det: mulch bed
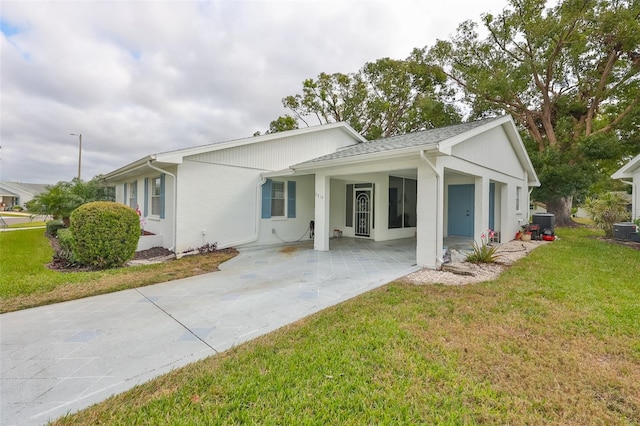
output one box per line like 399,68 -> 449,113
47,235 -> 175,271
133,246 -> 174,260
46,234 -> 236,271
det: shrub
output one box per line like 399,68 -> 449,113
70,201 -> 140,268
46,220 -> 66,237
584,193 -> 630,238
56,228 -> 77,263
466,242 -> 500,264
466,229 -> 500,264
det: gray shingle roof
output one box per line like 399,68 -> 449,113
0,182 -> 49,196
295,117 -> 502,166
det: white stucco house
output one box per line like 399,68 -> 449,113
0,181 -> 49,210
102,115 -> 539,269
612,153 -> 640,220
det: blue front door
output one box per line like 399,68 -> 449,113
448,184 -> 474,237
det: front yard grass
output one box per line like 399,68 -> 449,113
51,227 -> 640,424
0,228 -> 236,313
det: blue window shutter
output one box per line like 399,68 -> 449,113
143,178 -> 149,216
261,179 -> 272,219
123,184 -> 127,205
159,173 -> 166,219
287,181 -> 296,218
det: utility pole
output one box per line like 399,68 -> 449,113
70,133 -> 82,179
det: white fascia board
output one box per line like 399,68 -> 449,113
262,168 -> 295,178
501,117 -> 540,187
612,153 -> 640,179
101,156 -> 155,181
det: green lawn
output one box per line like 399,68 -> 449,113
5,221 -> 46,228
51,227 -> 640,425
0,229 -> 236,312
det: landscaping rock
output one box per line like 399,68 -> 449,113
442,263 -> 475,276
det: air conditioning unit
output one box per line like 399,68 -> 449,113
613,222 -> 638,241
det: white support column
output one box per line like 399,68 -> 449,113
314,173 -> 330,251
416,160 -> 441,269
474,176 -> 490,243
499,183 -> 513,241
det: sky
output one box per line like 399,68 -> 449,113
0,0 -> 509,184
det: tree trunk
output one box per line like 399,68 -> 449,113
545,196 -> 576,227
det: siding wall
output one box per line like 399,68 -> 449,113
452,125 -> 524,179
186,128 -> 358,171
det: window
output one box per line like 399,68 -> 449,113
271,181 -> 285,217
516,186 -> 522,211
388,176 -> 417,228
128,181 -> 137,209
346,184 -> 353,227
151,176 -> 162,216
261,179 -> 296,219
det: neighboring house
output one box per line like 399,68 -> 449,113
612,154 -> 640,220
102,116 -> 539,269
0,181 -> 49,210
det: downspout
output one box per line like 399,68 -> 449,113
146,161 -> 177,253
420,150 -> 444,266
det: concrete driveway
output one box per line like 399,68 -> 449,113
0,237 -> 419,425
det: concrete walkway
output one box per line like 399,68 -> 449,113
1,237 -> 419,425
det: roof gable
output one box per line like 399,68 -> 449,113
154,122 -> 365,164
612,153 -> 640,179
102,122 -> 365,181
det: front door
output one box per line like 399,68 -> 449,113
448,184 -> 474,237
355,189 -> 372,237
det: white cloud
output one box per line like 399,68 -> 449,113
0,0 -> 508,184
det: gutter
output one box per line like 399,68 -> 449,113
420,150 -> 444,267
101,156 -> 154,181
146,161 -> 177,253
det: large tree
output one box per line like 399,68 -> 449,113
274,57 -> 461,140
426,0 -> 640,225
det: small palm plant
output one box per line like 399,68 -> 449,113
466,229 -> 500,263
584,193 -> 630,238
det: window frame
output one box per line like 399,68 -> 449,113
128,181 -> 137,210
151,176 -> 162,217
388,176 -> 417,229
271,180 -> 286,218
262,179 -> 296,219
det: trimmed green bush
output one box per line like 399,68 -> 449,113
46,220 -> 66,237
70,201 -> 140,268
